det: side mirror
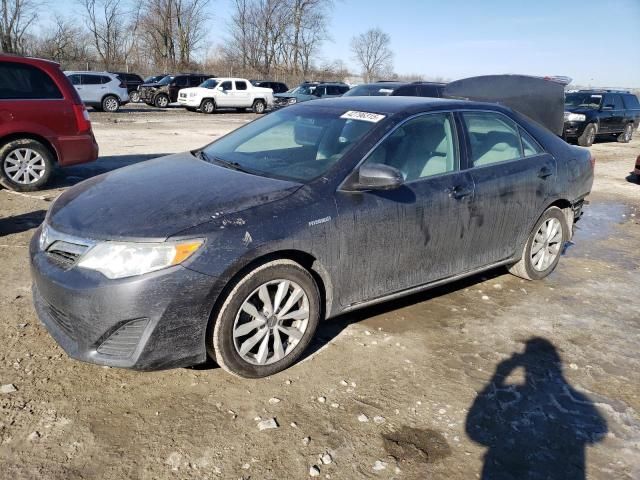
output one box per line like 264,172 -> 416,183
355,163 -> 403,190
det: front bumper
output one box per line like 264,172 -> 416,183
178,96 -> 200,107
29,230 -> 218,370
563,121 -> 587,138
139,87 -> 157,102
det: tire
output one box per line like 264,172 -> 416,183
617,123 -> 633,143
201,99 -> 215,114
209,259 -> 321,378
130,91 -> 140,103
0,139 -> 54,192
577,123 -> 597,147
508,206 -> 568,281
154,94 -> 169,108
102,95 -> 120,113
252,99 -> 266,114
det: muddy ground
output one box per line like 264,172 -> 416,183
0,104 -> 639,480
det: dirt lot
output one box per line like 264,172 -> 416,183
1,105 -> 639,480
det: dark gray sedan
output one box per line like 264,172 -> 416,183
30,96 -> 594,378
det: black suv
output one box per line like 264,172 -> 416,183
110,72 -> 144,102
139,74 -> 213,108
251,80 -> 288,94
344,81 -> 446,98
564,90 -> 640,146
273,81 -> 350,109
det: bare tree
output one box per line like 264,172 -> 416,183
79,0 -> 134,69
33,18 -> 90,62
1,0 -> 40,53
174,0 -> 210,67
350,28 -> 393,82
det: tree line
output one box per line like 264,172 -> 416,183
1,0 -> 402,83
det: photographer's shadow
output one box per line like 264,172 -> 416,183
466,338 -> 607,480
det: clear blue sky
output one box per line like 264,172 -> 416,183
49,0 -> 640,87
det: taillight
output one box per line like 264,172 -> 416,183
72,104 -> 92,132
590,153 -> 596,169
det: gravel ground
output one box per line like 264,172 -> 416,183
0,104 -> 639,480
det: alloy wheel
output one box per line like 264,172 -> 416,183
587,127 -> 596,145
624,125 -> 632,142
531,217 -> 562,271
232,279 -> 309,365
104,97 -> 119,112
3,148 -> 47,185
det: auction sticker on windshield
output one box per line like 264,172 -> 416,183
340,111 -> 386,123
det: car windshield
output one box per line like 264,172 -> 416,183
200,107 -> 379,182
291,84 -> 317,96
343,84 -> 398,97
157,75 -> 174,85
565,93 -> 603,109
200,79 -> 219,89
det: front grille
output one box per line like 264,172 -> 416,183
97,319 -> 149,358
47,302 -> 76,340
179,92 -> 187,98
46,240 -> 90,269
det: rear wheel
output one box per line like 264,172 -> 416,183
577,123 -> 596,147
209,260 -> 321,378
252,99 -> 266,114
0,139 -> 54,192
154,94 -> 169,108
102,95 -> 120,112
201,99 -> 215,114
617,123 -> 633,143
509,207 -> 567,280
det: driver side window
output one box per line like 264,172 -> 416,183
364,113 -> 458,182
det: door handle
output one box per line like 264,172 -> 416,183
447,185 -> 473,199
537,166 -> 553,179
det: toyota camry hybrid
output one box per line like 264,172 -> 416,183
30,78 -> 594,378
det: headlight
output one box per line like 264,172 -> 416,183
564,112 -> 586,122
77,239 -> 204,279
39,224 -> 49,250
287,98 -> 297,105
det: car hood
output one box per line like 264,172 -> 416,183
140,82 -> 162,88
564,106 -> 595,114
47,153 -> 302,241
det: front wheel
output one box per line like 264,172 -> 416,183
577,123 -> 596,147
209,260 -> 321,378
130,91 -> 140,103
509,206 -> 567,280
154,94 -> 169,108
252,99 -> 266,114
0,139 -> 54,192
201,99 -> 215,114
617,123 -> 633,143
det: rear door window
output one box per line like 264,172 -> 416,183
622,94 -> 640,109
0,62 -> 63,100
463,112 -> 523,167
100,76 -> 112,84
393,85 -> 418,96
235,81 -> 248,90
68,74 -> 82,86
81,74 -> 102,85
520,128 -> 544,156
612,94 -> 624,110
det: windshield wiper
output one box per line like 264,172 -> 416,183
196,150 -> 252,174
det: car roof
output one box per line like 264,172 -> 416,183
0,54 -> 60,67
300,96 -> 497,115
64,71 -> 114,76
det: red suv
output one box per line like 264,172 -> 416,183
0,55 -> 98,191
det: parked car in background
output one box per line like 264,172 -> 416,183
30,81 -> 594,377
139,73 -> 213,108
344,81 -> 446,98
65,71 -> 129,112
273,81 -> 349,109
0,55 -> 98,191
563,89 -> 640,146
143,74 -> 168,84
109,72 -> 144,102
178,77 -> 273,114
251,80 -> 288,94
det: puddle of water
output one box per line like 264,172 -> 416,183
570,202 -> 631,244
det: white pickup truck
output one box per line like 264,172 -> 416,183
177,77 -> 274,114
